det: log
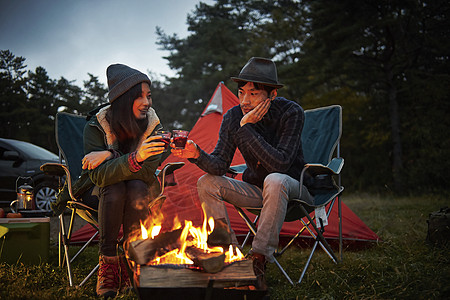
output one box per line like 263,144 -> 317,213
128,228 -> 183,265
138,259 -> 256,288
185,247 -> 225,273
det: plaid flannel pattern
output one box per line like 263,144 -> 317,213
194,97 -> 306,188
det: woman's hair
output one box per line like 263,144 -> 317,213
237,81 -> 276,96
107,82 -> 148,153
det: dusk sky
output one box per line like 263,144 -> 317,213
0,0 -> 213,85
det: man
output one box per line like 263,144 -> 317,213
171,57 -> 313,289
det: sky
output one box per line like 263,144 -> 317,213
0,0 -> 213,85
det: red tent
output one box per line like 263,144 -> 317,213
71,82 -> 379,245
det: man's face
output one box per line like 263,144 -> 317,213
238,82 -> 270,115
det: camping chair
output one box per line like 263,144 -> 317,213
230,105 -> 344,286
40,112 -> 184,287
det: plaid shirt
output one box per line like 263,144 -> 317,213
194,97 -> 306,188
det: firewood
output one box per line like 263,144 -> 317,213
138,259 -> 256,288
128,228 -> 183,265
185,246 -> 225,273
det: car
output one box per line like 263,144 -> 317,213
0,138 -> 62,211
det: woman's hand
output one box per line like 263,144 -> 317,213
240,98 -> 271,127
170,140 -> 200,159
136,135 -> 166,162
82,150 -> 112,170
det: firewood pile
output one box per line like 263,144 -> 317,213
127,225 -> 238,274
125,218 -> 259,291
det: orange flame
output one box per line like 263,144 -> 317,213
128,205 -> 244,266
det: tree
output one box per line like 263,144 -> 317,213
155,0 -> 281,129
295,0 -> 450,192
81,73 -> 108,113
26,67 -> 61,151
0,50 -> 28,138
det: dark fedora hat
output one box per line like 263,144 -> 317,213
231,57 -> 284,88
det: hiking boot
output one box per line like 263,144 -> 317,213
96,255 -> 120,298
207,218 -> 232,248
247,252 -> 268,290
119,255 -> 132,292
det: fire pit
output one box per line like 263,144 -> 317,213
125,209 -> 267,299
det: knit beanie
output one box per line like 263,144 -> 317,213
106,64 -> 152,103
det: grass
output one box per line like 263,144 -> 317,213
1,193 -> 449,299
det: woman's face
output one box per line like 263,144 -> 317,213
133,83 -> 152,119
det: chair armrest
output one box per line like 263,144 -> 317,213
228,164 -> 247,174
158,162 -> 185,178
41,162 -> 77,202
67,200 -> 98,213
40,162 -> 68,177
226,164 -> 247,178
327,157 -> 344,174
306,157 -> 344,176
157,162 -> 185,195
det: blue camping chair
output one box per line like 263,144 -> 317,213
41,112 -> 184,287
230,105 -> 344,286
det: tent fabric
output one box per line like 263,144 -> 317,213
202,83 -> 224,116
71,82 -> 379,245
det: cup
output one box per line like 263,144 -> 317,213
172,130 -> 189,149
154,130 -> 171,151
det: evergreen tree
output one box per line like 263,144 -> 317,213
0,50 -> 28,138
26,67 -> 60,150
81,73 -> 108,113
155,0 -> 277,129
296,0 -> 450,192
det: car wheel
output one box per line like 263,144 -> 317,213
34,181 -> 58,211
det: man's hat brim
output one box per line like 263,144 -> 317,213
231,76 -> 284,89
231,57 -> 284,89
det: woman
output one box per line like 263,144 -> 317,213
78,63 -> 165,297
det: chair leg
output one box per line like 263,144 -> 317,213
298,240 -> 319,284
58,226 -> 62,267
77,229 -> 117,287
299,205 -> 338,263
240,215 -> 259,248
300,219 -> 337,263
338,196 -> 343,261
276,219 -> 311,256
236,207 -> 295,285
70,230 -> 99,263
272,255 -> 295,286
59,214 -> 74,286
79,264 -> 99,287
321,196 -> 343,263
236,207 -> 258,236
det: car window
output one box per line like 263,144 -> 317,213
7,140 -> 58,160
0,146 -> 10,159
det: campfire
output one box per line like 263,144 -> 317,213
125,205 -> 245,274
124,205 -> 260,293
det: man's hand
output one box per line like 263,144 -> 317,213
240,98 -> 271,127
170,140 -> 200,159
136,135 -> 165,162
82,150 -> 112,170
